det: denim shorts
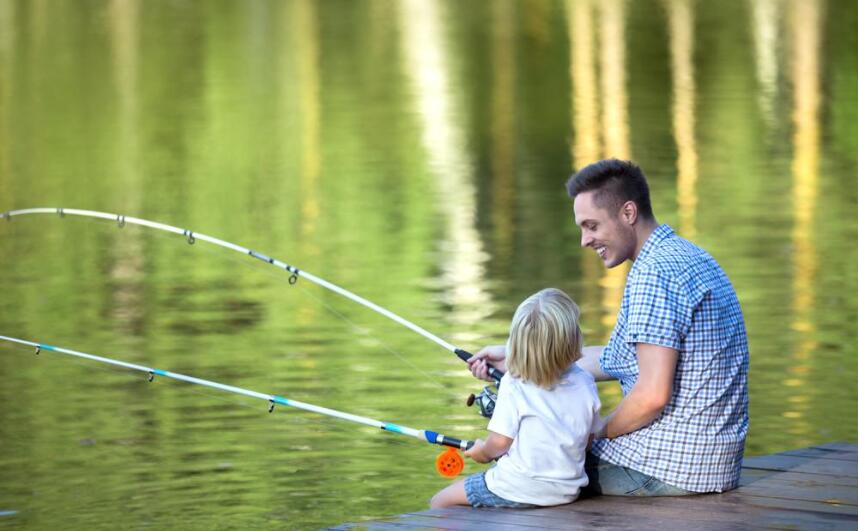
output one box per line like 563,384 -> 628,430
584,452 -> 695,497
464,471 -> 538,508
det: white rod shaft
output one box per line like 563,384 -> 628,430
0,334 -> 440,444
1,208 -> 458,352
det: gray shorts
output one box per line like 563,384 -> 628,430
584,452 -> 696,497
464,471 -> 538,508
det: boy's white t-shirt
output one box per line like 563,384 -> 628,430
485,364 -> 601,506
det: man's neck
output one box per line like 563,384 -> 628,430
631,218 -> 659,261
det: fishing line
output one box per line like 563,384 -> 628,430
1,335 -> 468,477
0,334 -> 475,478
2,209 -> 499,386
30,343 -> 365,435
90,216 -> 464,400
1,208 -> 502,421
149,223 -> 459,396
0,208 -> 502,379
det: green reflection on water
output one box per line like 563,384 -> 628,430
1,0 -> 858,528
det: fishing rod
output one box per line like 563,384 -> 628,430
0,208 -> 504,392
0,334 -> 473,477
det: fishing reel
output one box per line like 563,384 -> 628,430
436,448 -> 465,477
466,385 -> 498,418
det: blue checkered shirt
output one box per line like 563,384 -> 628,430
591,224 -> 749,493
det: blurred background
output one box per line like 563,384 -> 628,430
1,0 -> 856,528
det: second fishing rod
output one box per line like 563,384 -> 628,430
1,208 -> 504,414
0,334 -> 474,477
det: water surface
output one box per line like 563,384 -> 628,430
1,0 -> 857,528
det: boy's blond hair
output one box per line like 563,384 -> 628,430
506,288 -> 583,389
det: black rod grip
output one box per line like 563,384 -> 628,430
441,436 -> 475,450
455,349 -> 504,383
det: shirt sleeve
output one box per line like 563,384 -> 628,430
486,374 -> 519,439
624,266 -> 693,350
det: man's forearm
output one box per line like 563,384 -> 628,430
599,388 -> 665,439
577,345 -> 614,381
596,343 -> 678,439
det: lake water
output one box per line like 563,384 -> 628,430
1,0 -> 857,528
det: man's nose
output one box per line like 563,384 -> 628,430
581,232 -> 592,248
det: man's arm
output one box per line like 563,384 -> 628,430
472,344 -> 615,382
597,343 -> 678,439
576,345 -> 614,381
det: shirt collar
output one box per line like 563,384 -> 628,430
632,224 -> 674,268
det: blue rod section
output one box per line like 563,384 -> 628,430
0,334 -> 474,450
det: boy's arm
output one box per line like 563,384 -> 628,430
464,431 -> 513,463
577,345 -> 614,381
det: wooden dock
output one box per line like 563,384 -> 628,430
334,442 -> 858,530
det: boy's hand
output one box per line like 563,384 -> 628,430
467,345 -> 508,382
464,439 -> 492,463
465,432 -> 513,464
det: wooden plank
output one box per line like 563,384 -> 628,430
777,454 -> 858,478
567,492 -> 858,526
333,515 -> 529,530
413,506 -> 755,531
341,493 -> 856,531
735,446 -> 858,506
814,442 -> 857,452
780,447 -> 858,462
571,495 -> 858,530
736,466 -> 858,489
739,480 -> 858,506
336,495 -> 763,530
332,521 -> 441,530
742,454 -> 858,477
731,494 -> 858,521
421,507 -> 596,528
335,445 -> 858,530
335,493 -> 856,530
542,496 -> 761,524
738,467 -> 779,486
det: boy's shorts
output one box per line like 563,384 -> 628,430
464,471 -> 538,508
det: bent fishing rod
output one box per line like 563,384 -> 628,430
0,334 -> 473,477
1,208 -> 504,387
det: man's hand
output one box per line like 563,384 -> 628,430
467,345 -> 507,382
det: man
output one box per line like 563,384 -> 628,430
470,159 -> 749,496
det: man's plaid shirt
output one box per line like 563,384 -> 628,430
591,224 -> 749,493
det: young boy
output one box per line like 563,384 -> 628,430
430,288 -> 601,508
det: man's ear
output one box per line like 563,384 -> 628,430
621,201 -> 638,225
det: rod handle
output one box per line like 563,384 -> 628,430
455,349 -> 503,383
439,436 -> 475,451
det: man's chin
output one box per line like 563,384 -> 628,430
603,257 -> 625,269
594,249 -> 624,268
